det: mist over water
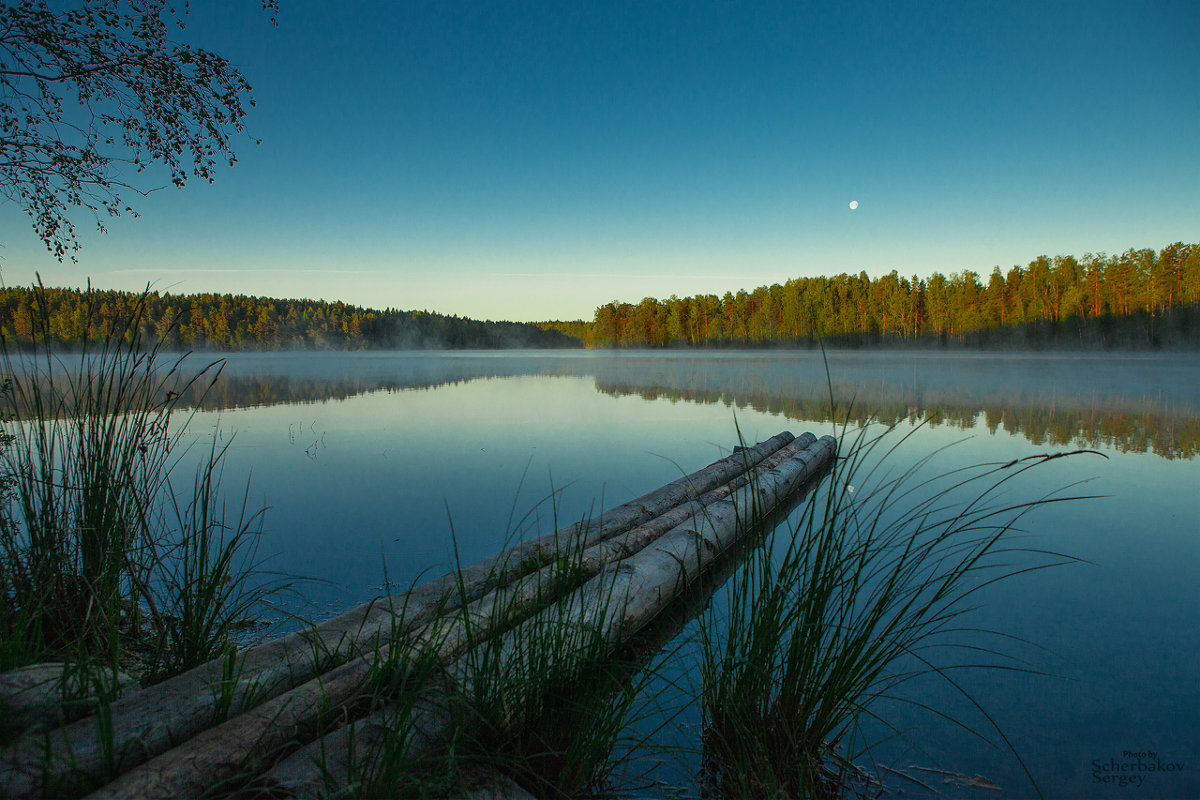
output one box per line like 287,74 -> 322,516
176,350 -> 1200,458
159,349 -> 1199,798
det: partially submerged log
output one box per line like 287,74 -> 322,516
0,431 -> 834,800
254,433 -> 837,799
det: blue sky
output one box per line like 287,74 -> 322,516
1,0 -> 1197,321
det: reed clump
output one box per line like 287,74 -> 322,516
0,284 -> 290,726
448,569 -> 652,797
329,515 -> 665,799
697,422 -> 1094,799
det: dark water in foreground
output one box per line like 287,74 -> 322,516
173,350 -> 1199,798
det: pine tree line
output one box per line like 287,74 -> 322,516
580,242 -> 1200,348
0,287 -> 578,350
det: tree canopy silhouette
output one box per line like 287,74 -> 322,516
0,0 -> 276,259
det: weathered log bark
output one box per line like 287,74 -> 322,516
254,686 -> 456,799
1,433 -> 794,800
83,654 -> 380,800
0,663 -> 137,738
254,434 -> 836,799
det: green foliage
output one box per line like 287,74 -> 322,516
697,423 -> 1095,798
0,286 -> 582,351
536,319 -> 593,344
0,0 -> 277,261
338,509 -> 667,798
445,563 -> 658,798
587,241 -> 1200,348
137,439 -> 289,684
302,585 -> 456,800
0,283 -> 289,686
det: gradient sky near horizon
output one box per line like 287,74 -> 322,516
1,0 -> 1197,322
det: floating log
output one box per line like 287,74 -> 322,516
0,431 -> 833,800
84,435 -> 829,800
254,433 -> 836,799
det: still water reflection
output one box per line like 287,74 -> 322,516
176,350 -> 1197,798
182,350 -> 1200,459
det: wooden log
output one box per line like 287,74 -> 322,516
254,434 -> 836,798
406,432 -> 823,662
1,433 -> 794,800
255,474 -> 797,800
252,686 -> 456,799
80,435 -> 824,800
423,431 -> 800,599
448,433 -> 839,713
0,663 -> 137,738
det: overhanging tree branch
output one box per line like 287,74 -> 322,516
0,0 -> 277,261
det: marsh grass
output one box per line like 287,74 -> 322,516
696,420 -> 1097,799
137,435 -> 286,684
0,283 -> 291,710
290,584 -> 454,800
315,492 -> 677,799
450,575 -> 644,797
404,505 -> 653,798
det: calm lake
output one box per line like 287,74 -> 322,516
174,349 -> 1198,798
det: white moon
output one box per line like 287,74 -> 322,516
849,200 -> 859,210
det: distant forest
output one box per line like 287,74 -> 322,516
1,241 -> 1196,351
0,288 -> 578,350
547,242 -> 1200,349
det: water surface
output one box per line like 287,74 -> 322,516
174,350 -> 1200,798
